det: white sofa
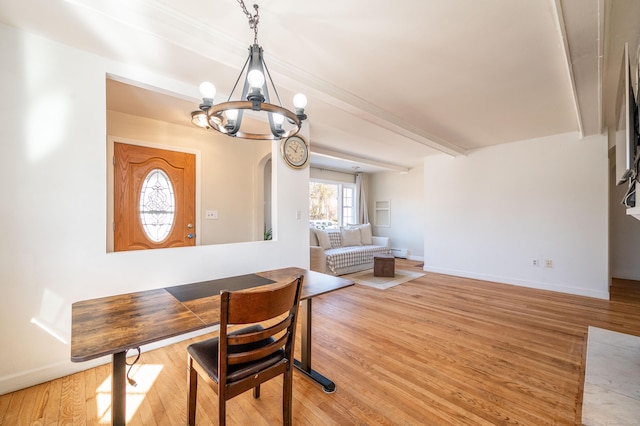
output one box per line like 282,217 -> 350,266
309,224 -> 391,276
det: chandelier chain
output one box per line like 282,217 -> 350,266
237,0 -> 260,45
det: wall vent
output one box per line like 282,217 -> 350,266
390,248 -> 408,258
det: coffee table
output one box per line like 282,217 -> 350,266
373,253 -> 395,277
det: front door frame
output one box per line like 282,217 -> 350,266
106,136 -> 201,252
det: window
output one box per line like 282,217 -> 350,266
139,168 -> 176,242
342,186 -> 356,226
309,180 -> 357,228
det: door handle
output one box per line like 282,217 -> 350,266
187,233 -> 194,239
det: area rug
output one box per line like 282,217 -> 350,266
344,269 -> 425,290
582,326 -> 640,425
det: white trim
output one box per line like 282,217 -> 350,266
423,266 -> 610,300
0,326 -> 217,396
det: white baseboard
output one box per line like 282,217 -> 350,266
0,357 -> 109,396
0,326 -> 217,395
423,266 -> 609,300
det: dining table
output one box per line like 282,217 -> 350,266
71,267 -> 354,425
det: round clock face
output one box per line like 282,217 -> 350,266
281,136 -> 309,169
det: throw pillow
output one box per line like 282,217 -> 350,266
359,223 -> 373,245
345,223 -> 373,245
341,227 -> 362,247
316,229 -> 331,249
309,227 -> 319,246
328,231 -> 342,248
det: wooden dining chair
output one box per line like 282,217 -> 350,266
186,275 -> 304,425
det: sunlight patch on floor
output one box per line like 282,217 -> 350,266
96,364 -> 163,424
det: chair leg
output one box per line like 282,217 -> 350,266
187,358 -> 198,426
283,370 -> 293,426
218,393 -> 226,426
253,384 -> 261,398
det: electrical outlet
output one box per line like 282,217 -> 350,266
532,259 -> 538,266
545,259 -> 552,268
205,210 -> 218,220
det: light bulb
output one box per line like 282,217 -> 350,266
247,70 -> 265,89
191,111 -> 209,128
225,109 -> 238,121
273,113 -> 285,125
199,81 -> 216,99
293,93 -> 307,109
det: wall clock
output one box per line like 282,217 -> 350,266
281,135 -> 310,169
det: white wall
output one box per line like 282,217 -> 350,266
423,132 -> 609,299
368,167 -> 425,260
0,24 -> 310,394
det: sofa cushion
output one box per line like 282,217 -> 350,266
358,223 -> 373,245
327,231 -> 342,248
346,223 -> 373,245
341,227 -> 362,247
316,229 -> 331,249
325,245 -> 390,274
309,227 -> 319,246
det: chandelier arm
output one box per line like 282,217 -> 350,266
227,54 -> 251,102
261,58 -> 283,108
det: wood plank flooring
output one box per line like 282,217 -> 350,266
2,259 -> 640,425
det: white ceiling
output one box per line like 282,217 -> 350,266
2,0 -> 640,173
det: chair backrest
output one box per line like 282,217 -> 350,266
218,275 -> 303,383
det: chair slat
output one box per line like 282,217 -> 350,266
228,333 -> 289,365
227,280 -> 300,324
228,315 -> 292,345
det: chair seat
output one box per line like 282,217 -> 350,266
187,324 -> 286,383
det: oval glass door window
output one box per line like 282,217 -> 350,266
139,168 -> 176,242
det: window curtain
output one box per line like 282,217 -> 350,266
356,172 -> 369,224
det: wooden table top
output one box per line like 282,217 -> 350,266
71,267 -> 352,362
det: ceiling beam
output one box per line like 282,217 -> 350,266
553,0 -> 605,138
553,0 -> 585,138
311,145 -> 410,173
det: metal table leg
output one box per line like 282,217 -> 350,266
112,351 -> 126,425
293,298 -> 336,393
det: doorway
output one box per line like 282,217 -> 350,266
113,142 -> 196,251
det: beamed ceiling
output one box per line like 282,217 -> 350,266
2,0 -> 640,172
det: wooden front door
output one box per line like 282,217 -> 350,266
114,142 -> 196,251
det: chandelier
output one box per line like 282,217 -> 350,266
191,1 -> 308,140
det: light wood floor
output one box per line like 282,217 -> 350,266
2,259 -> 640,425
